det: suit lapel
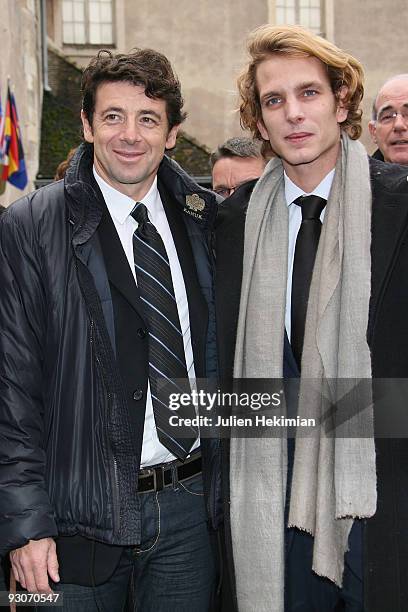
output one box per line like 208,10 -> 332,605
158,181 -> 208,378
98,205 -> 147,324
96,179 -> 208,376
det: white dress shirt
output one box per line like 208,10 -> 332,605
284,169 -> 335,339
93,169 -> 198,466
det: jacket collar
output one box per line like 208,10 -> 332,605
64,142 -> 103,247
157,155 -> 219,231
371,148 -> 385,162
64,143 -> 218,247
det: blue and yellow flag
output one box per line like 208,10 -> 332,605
0,86 -> 28,190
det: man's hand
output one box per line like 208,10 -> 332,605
9,538 -> 60,593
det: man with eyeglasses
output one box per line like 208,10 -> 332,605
211,137 -> 266,198
369,74 -> 408,165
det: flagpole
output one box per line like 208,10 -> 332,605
0,83 -> 5,194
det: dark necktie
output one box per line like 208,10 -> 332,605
131,202 -> 197,460
291,195 -> 326,369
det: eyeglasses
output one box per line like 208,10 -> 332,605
213,186 -> 236,198
377,108 -> 408,125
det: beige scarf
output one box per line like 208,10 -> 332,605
230,136 -> 376,612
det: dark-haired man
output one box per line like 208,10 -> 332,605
0,49 -> 221,611
217,24 -> 408,612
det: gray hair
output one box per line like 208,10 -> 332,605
210,137 -> 263,168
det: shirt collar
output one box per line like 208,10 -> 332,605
284,168 -> 336,207
93,167 -> 159,224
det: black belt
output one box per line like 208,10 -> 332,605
138,452 -> 202,493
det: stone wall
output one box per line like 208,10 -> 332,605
121,0 -> 268,151
333,0 -> 408,151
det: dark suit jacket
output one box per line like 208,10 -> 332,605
216,158 -> 408,612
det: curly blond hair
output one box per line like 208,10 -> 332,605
238,25 -> 364,155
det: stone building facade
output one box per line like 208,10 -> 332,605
46,0 -> 408,153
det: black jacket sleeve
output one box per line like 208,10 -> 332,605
0,202 -> 57,557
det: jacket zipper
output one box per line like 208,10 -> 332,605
111,454 -> 120,535
90,317 -> 121,536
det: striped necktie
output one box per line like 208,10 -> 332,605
131,202 -> 198,460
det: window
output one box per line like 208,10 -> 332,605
62,0 -> 114,45
275,0 -> 323,35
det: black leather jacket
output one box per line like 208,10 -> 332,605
0,144 -> 222,557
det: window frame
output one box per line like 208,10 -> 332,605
61,0 -> 116,48
275,0 -> 325,37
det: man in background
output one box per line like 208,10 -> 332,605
369,74 -> 408,164
211,136 -> 266,198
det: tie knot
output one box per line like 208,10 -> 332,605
131,202 -> 149,225
294,195 -> 326,221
